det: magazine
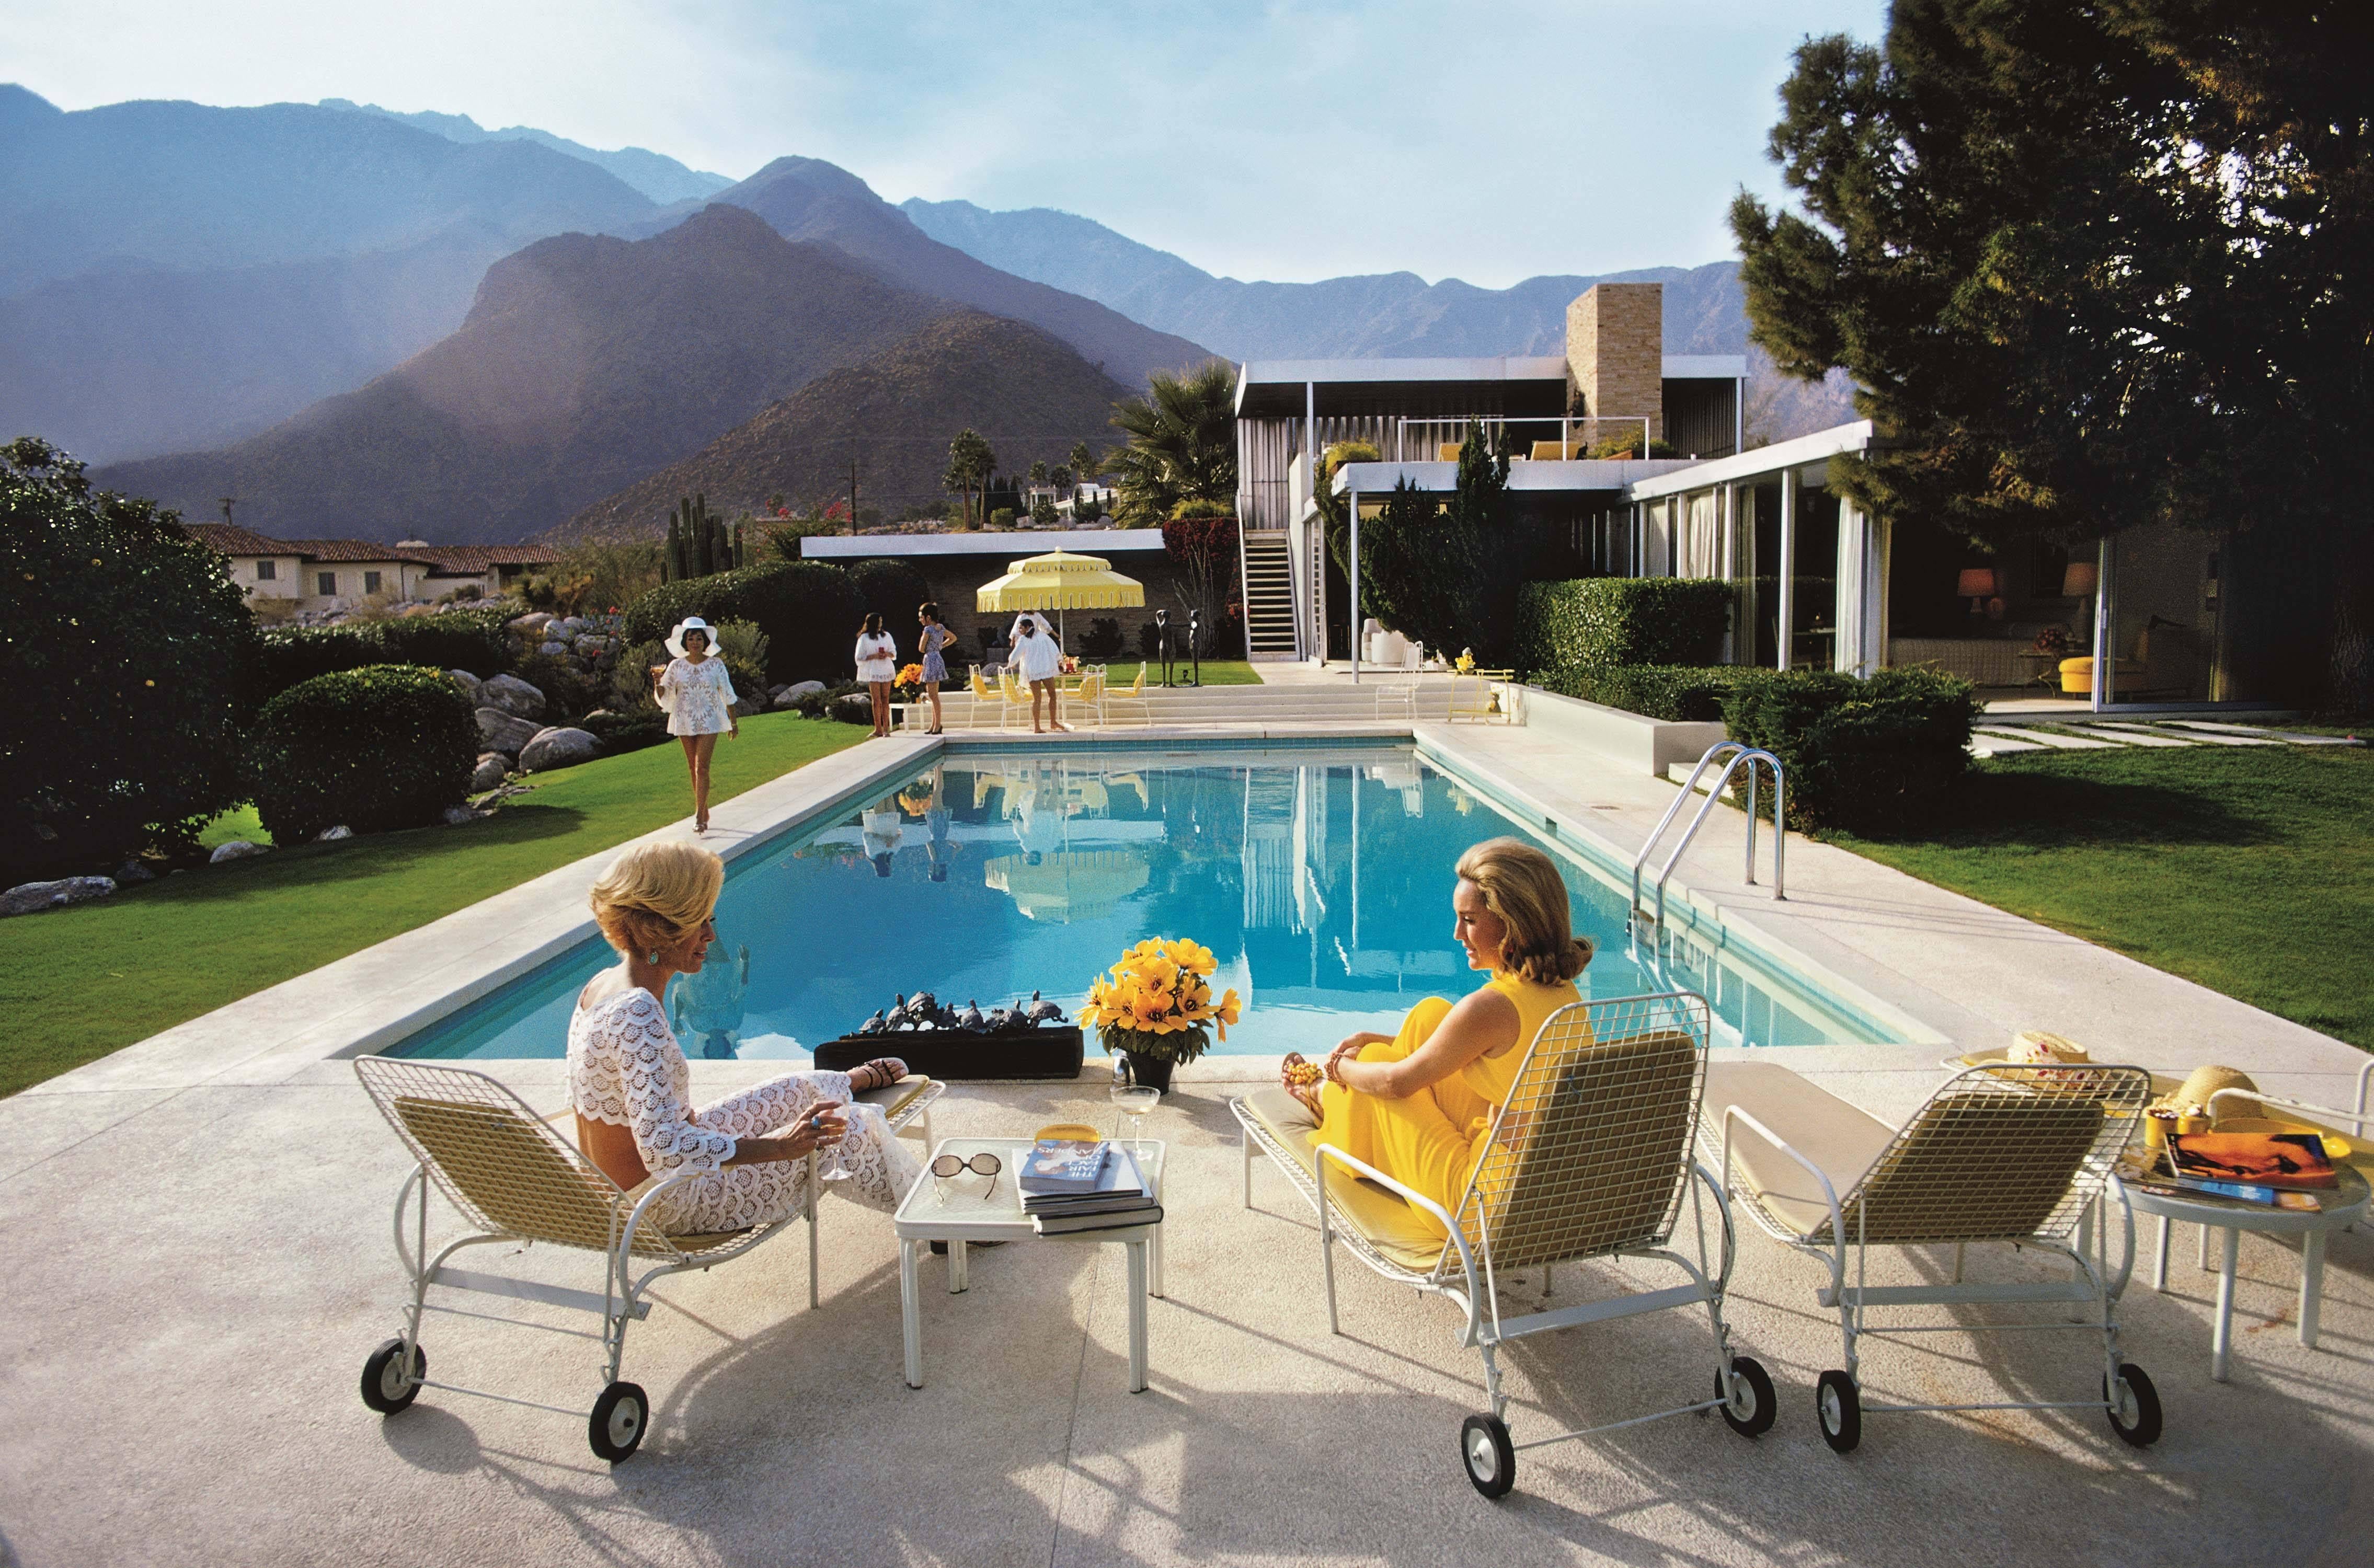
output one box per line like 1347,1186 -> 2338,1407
1023,1146 -> 1149,1215
2167,1130 -> 2338,1191
2128,1177 -> 2324,1213
1018,1138 -> 1111,1195
1034,1203 -> 1165,1236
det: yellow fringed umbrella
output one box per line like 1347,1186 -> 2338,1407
974,550 -> 1145,644
982,849 -> 1150,924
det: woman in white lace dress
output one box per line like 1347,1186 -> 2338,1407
568,841 -> 921,1234
649,617 -> 740,835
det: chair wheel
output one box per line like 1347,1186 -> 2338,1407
1460,1413 -> 1516,1498
360,1338 -> 426,1414
589,1380 -> 650,1463
2106,1363 -> 2162,1447
1718,1355 -> 1777,1438
1816,1369 -> 1861,1454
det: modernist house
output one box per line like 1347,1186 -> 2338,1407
1233,282 -> 2277,711
189,525 -> 556,614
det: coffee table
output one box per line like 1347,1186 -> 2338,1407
2112,1163 -> 2370,1381
892,1136 -> 1165,1392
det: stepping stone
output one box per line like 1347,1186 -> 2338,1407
1970,736 -> 2048,756
2071,724 -> 2194,747
2162,721 -> 2361,746
2120,725 -> 2277,746
1973,726 -> 2122,750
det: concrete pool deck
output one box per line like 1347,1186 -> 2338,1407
4,721 -> 2370,1565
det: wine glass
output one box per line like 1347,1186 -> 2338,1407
810,1101 -> 852,1183
1108,1055 -> 1162,1140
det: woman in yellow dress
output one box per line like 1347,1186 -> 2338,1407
1280,838 -> 1591,1238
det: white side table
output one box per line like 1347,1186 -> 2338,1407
891,1136 -> 1165,1392
2113,1165 -> 2370,1381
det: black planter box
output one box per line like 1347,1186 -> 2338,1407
813,1025 -> 1084,1081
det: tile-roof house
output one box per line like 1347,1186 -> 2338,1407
393,541 -> 561,601
187,526 -> 442,611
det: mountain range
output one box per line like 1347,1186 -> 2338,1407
316,99 -> 733,204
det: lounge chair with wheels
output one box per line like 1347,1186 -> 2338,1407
1698,1059 -> 2159,1454
350,1055 -> 941,1462
1231,991 -> 1774,1499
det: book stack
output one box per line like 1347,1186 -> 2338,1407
1018,1137 -> 1162,1235
2132,1129 -> 2341,1212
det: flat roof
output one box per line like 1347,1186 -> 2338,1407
1623,420 -> 1874,499
800,528 -> 1166,559
1237,354 -> 1748,419
1331,457 -> 1702,495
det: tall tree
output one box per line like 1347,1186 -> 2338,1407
1069,440 -> 1097,483
1731,0 -> 2374,705
1107,360 -> 1238,527
943,428 -> 996,531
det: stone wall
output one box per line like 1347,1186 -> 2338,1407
1565,283 -> 1665,444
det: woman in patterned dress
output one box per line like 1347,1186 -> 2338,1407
649,616 -> 739,835
915,601 -> 954,735
567,840 -> 922,1233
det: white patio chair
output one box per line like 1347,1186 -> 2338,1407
1231,991 -> 1775,1498
1699,1059 -> 2159,1453
1104,662 -> 1153,726
351,1055 -> 940,1462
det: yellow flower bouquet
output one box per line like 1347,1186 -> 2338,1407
893,662 -> 927,699
1078,937 -> 1242,1068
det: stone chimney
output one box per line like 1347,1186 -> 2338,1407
1565,283 -> 1664,448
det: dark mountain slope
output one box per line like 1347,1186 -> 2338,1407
556,313 -> 1129,541
97,206 -> 951,542
693,158 -> 1216,388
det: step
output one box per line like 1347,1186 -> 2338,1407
1971,725 -> 2124,751
2071,723 -> 2196,747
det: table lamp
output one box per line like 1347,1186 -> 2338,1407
2061,561 -> 2098,599
1957,567 -> 1998,616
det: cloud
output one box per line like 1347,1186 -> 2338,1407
7,0 -> 1887,285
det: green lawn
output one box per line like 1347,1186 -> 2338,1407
0,715 -> 867,1096
1828,743 -> 2374,1051
1092,658 -> 1266,686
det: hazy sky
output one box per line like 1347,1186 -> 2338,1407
7,0 -> 1890,287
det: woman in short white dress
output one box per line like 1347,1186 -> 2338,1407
855,613 -> 899,737
567,841 -> 920,1235
650,616 -> 738,835
1013,616 -> 1069,734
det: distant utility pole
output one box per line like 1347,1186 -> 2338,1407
219,495 -> 238,526
847,452 -> 861,535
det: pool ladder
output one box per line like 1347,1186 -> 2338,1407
1628,742 -> 1785,943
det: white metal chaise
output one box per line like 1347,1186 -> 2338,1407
1699,1059 -> 2158,1453
351,1055 -> 939,1462
1231,991 -> 1774,1498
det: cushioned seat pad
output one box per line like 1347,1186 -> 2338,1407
1701,1062 -> 1896,1238
1241,1086 -> 1450,1273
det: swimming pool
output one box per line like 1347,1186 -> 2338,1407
394,741 -> 1906,1062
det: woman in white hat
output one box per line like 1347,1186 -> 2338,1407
650,617 -> 739,834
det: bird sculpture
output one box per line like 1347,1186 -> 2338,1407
857,1009 -> 888,1036
958,999 -> 985,1032
1025,990 -> 1066,1026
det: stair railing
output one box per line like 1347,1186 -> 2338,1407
1628,741 -> 1785,938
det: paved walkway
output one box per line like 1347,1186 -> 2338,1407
1972,717 -> 2362,758
3,719 -> 2370,1566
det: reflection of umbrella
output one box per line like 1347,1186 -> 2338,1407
976,550 -> 1144,644
983,849 -> 1150,924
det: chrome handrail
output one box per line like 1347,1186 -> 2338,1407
1629,741 -> 1785,937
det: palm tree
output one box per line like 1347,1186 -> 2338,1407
1106,360 -> 1237,527
943,428 -> 996,529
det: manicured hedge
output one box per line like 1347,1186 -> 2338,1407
1720,668 -> 1980,835
623,561 -> 866,684
255,606 -> 512,706
849,558 -> 933,636
579,707 -> 669,757
1515,579 -> 1736,670
1527,664 -> 1750,722
249,664 -> 478,843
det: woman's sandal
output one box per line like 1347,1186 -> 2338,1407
847,1057 -> 908,1094
1280,1053 -> 1326,1120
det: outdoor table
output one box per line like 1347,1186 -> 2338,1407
892,1136 -> 1165,1392
2112,1163 -> 2370,1381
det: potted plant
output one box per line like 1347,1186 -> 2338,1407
1077,938 -> 1242,1092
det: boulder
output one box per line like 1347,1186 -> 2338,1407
1,876 -> 117,917
506,612 -> 553,635
447,668 -> 483,700
519,725 -> 601,773
477,673 -> 547,720
538,640 -> 569,658
469,753 -> 509,791
441,804 -> 480,826
573,634 -> 610,658
784,680 -> 827,703
112,861 -> 156,885
475,707 -> 542,756
314,824 -> 352,842
209,841 -> 268,864
832,692 -> 875,722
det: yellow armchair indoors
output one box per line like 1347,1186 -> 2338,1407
2059,621 -> 2178,696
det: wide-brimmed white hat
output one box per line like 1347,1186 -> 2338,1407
666,617 -> 716,659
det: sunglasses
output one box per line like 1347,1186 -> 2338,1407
930,1150 -> 1002,1200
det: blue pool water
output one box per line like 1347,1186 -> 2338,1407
395,743 -> 1901,1062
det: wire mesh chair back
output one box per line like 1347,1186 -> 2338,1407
355,1056 -> 681,1259
1829,1064 -> 2150,1247
1454,992 -> 1711,1275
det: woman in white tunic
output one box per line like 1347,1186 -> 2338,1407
649,616 -> 739,835
567,840 -> 921,1235
854,613 -> 899,737
1012,616 -> 1069,733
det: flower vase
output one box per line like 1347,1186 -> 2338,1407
1123,1051 -> 1176,1093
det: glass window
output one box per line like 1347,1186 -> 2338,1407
255,558 -> 276,581
318,571 -> 337,596
363,570 -> 382,595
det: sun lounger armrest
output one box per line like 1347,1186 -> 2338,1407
1722,1105 -> 1848,1289
1313,1142 -> 1483,1335
1689,1159 -> 1739,1288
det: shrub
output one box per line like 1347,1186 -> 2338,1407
1515,578 -> 1736,671
511,651 -> 601,725
255,607 -> 512,707
1528,664 -> 1750,722
1078,616 -> 1126,658
623,560 -> 866,685
990,508 -> 1016,529
579,705 -> 669,756
848,559 -> 932,637
1720,667 -> 1980,835
1138,620 -> 1164,657
3,438 -> 256,876
248,664 -> 477,843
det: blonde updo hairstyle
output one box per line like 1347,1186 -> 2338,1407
1454,837 -> 1592,985
590,841 -> 724,961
